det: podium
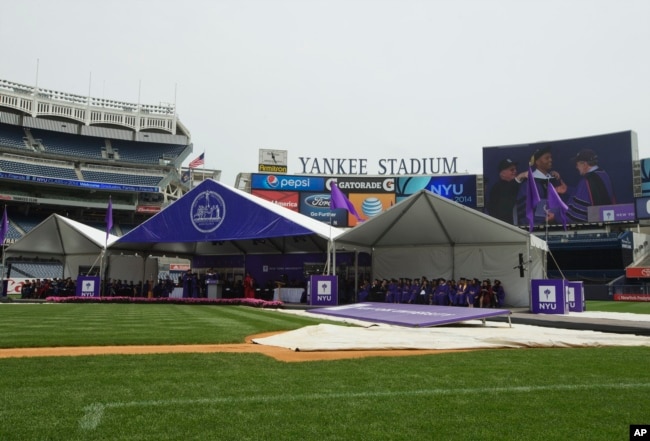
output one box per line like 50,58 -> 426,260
566,281 -> 584,312
309,275 -> 338,306
76,276 -> 100,297
531,279 -> 569,314
207,280 -> 222,299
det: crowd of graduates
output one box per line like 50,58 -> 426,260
357,276 -> 506,308
18,271 -> 506,308
20,277 -> 76,298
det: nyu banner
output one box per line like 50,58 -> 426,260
309,275 -> 338,306
531,279 -> 569,314
566,281 -> 584,312
76,276 -> 100,297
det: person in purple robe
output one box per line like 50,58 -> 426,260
492,279 -> 506,307
453,277 -> 468,306
182,269 -> 192,298
433,278 -> 450,306
358,279 -> 370,302
466,278 -> 480,307
400,279 -> 412,303
516,146 -> 568,226
407,279 -> 420,304
385,279 -> 398,303
566,149 -> 616,223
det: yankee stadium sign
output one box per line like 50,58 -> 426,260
298,157 -> 458,175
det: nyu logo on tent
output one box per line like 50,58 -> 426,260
190,190 -> 226,233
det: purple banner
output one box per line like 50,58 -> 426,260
76,276 -> 100,297
308,302 -> 510,327
309,275 -> 338,306
531,279 -> 569,314
566,281 -> 584,312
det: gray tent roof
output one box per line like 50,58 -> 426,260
5,214 -> 119,258
336,189 -> 548,250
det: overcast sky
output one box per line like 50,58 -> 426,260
1,0 -> 649,185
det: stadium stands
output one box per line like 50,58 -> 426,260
0,123 -> 28,150
0,159 -> 78,180
0,78 -> 199,269
81,169 -> 163,187
111,139 -> 186,164
10,216 -> 46,234
9,262 -> 64,279
30,128 -> 105,160
3,221 -> 22,241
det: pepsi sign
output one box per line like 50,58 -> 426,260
251,174 -> 325,192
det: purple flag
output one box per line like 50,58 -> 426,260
547,182 -> 568,230
105,197 -> 113,245
330,182 -> 362,221
525,166 -> 540,232
0,206 -> 8,246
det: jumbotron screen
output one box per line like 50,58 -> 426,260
482,131 -> 637,228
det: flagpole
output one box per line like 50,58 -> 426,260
326,203 -> 332,276
1,243 -> 5,297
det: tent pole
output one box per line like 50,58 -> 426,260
325,239 -> 331,275
99,249 -> 105,296
354,249 -> 358,303
526,237 -> 533,310
0,243 -> 6,297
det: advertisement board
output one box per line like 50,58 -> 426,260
395,175 -> 478,207
482,131 -> 637,228
251,190 -> 300,212
299,192 -> 345,225
641,158 -> 650,197
251,174 -> 325,192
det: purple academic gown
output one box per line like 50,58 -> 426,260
433,283 -> 450,306
567,168 -> 615,222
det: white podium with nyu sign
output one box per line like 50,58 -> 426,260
531,279 -> 584,314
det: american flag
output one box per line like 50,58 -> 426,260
189,152 -> 205,168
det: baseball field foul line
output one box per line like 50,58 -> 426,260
79,382 -> 650,431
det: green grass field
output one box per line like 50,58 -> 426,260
0,302 -> 648,440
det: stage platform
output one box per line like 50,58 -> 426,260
308,302 -> 511,328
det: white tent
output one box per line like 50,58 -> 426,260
336,189 -> 548,307
4,214 -> 121,279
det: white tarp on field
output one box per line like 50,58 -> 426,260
252,311 -> 650,351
